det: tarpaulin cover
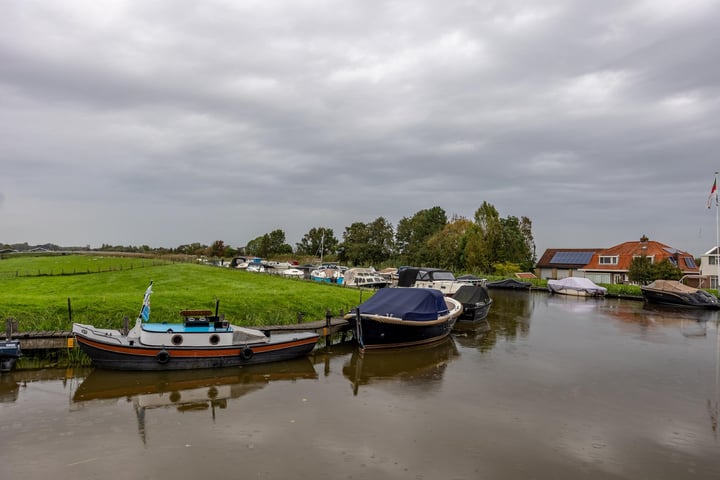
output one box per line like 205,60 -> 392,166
453,285 -> 491,304
353,288 -> 448,321
547,277 -> 607,294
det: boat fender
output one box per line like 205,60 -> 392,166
156,349 -> 170,364
240,346 -> 253,360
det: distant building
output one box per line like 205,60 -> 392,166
536,236 -> 700,285
580,236 -> 699,285
699,247 -> 720,288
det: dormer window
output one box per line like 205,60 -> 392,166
599,256 -> 619,265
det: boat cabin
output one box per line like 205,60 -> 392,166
180,310 -> 229,330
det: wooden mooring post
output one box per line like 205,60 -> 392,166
6,317 -> 18,340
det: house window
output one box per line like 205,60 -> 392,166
684,257 -> 697,268
667,257 -> 677,266
599,256 -> 618,265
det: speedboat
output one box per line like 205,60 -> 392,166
72,283 -> 319,371
640,280 -> 720,309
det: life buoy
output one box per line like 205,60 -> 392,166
156,349 -> 170,364
240,347 -> 253,360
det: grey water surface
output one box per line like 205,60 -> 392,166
2,290 -> 719,479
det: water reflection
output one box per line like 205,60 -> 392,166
3,292 -> 720,479
72,358 -> 317,444
0,367 -> 89,403
453,289 -> 533,352
342,336 -> 459,395
598,297 -> 718,340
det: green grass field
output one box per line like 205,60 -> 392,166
0,255 -> 371,331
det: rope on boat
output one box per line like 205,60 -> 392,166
355,309 -> 364,349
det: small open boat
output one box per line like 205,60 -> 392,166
640,280 -> 720,309
344,287 -> 463,349
72,283 -> 319,371
452,284 -> 493,321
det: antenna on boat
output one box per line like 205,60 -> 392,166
215,299 -> 220,317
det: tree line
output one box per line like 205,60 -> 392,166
243,202 -> 535,274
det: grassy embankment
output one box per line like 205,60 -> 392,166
0,254 -> 370,332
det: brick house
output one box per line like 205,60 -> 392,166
580,236 -> 699,285
536,236 -> 700,285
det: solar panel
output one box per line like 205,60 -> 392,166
663,247 -> 678,255
549,251 -> 594,264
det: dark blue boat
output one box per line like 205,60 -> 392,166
345,288 -> 463,349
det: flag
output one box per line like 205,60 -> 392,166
139,282 -> 153,322
708,178 -> 718,209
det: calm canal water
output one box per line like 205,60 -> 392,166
2,290 -> 720,479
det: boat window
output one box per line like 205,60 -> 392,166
171,335 -> 183,346
209,334 -> 220,345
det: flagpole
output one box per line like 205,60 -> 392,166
715,171 -> 719,291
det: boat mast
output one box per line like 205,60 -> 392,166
320,231 -> 325,266
716,171 -> 719,290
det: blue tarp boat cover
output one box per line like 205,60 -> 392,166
352,288 -> 449,321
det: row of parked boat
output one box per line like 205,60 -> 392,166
546,276 -> 720,309
71,268 -> 499,370
11,266 -> 718,374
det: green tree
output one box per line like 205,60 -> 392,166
245,229 -> 292,257
499,215 -> 535,271
395,206 -> 447,264
472,202 -> 502,272
652,259 -> 682,281
628,255 -> 654,285
338,217 -> 395,266
365,217 -> 395,265
208,240 -> 228,258
296,227 -> 339,257
425,217 -> 473,270
338,222 -> 371,265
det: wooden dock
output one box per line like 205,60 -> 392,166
2,317 -> 353,351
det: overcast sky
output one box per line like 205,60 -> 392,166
1,0 -> 719,258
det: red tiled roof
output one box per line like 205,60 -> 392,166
581,240 -> 699,273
